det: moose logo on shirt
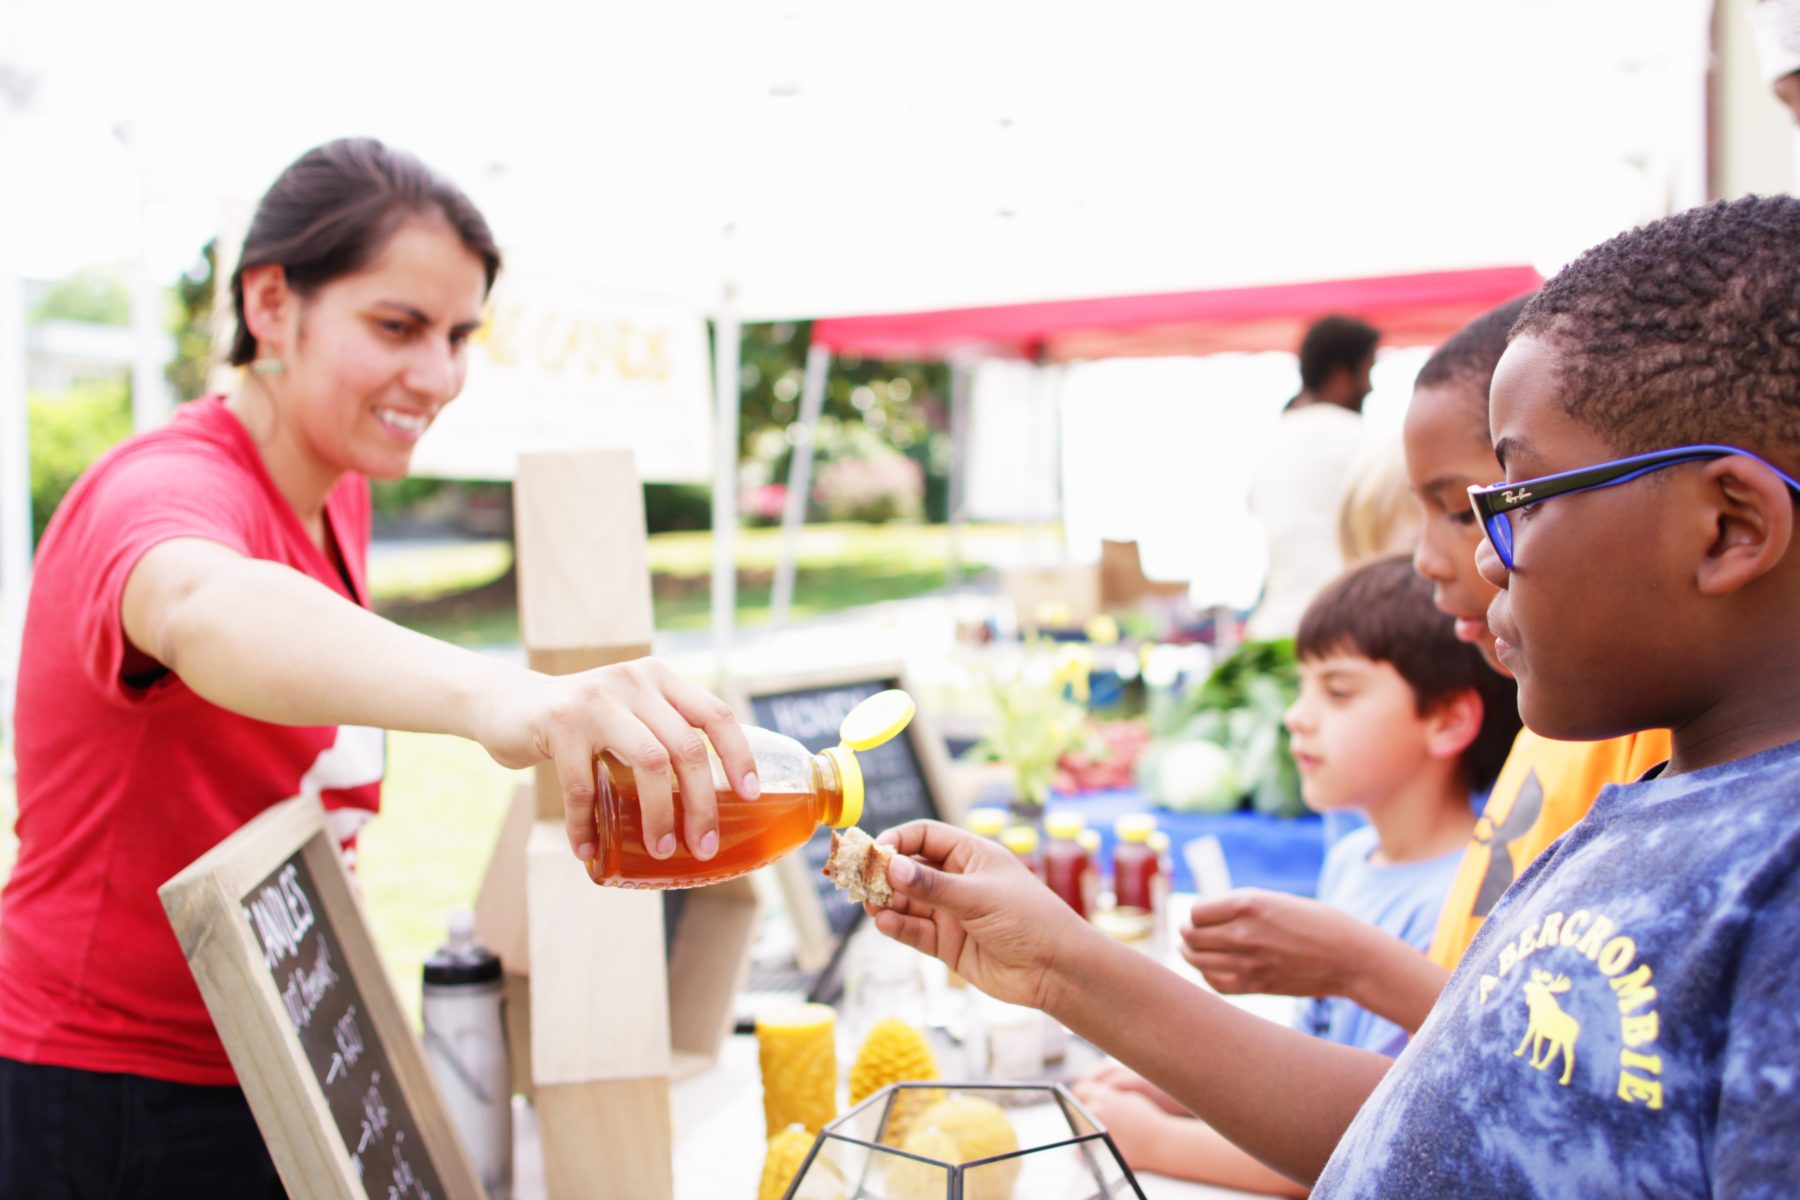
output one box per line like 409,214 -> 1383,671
1516,970 -> 1580,1085
1478,907 -> 1667,1110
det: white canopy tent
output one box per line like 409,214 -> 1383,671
1,0 -> 1714,708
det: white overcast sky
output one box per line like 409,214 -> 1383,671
2,0 -> 1707,318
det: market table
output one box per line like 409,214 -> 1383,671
511,1034 -> 1289,1198
509,906 -> 1298,1199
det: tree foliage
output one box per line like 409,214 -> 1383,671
29,380 -> 132,543
737,321 -> 952,523
165,239 -> 218,403
28,266 -> 131,327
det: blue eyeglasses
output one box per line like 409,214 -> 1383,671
1467,443 -> 1800,570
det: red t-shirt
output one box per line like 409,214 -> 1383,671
0,396 -> 383,1085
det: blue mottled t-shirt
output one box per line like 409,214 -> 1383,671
1294,825 -> 1463,1057
1316,736 -> 1800,1198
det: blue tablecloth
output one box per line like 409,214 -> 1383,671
1047,789 -> 1325,897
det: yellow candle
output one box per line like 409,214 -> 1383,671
755,1002 -> 838,1136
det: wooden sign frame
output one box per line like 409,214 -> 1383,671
160,794 -> 483,1200
726,660 -> 959,970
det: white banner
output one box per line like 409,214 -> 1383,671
409,272 -> 714,482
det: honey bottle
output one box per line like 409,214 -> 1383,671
1111,813 -> 1162,915
587,689 -> 914,889
1043,811 -> 1098,918
1000,824 -> 1043,880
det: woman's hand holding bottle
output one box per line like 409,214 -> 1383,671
472,657 -> 759,865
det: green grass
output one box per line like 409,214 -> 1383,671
371,521 -> 1029,646
368,540 -> 514,603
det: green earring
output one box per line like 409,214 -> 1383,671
251,358 -> 286,378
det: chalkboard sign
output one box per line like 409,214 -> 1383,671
731,663 -> 956,968
162,796 -> 482,1200
242,854 -> 448,1198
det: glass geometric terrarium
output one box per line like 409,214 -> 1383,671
782,1082 -> 1144,1199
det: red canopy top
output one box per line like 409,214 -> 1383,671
810,265 -> 1543,362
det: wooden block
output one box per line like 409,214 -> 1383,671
474,782 -> 537,975
525,821 -> 670,1085
513,449 -> 655,654
667,875 -> 758,1072
501,970 -> 534,1102
535,1077 -> 672,1200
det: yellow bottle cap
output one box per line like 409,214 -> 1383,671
1148,830 -> 1171,854
965,806 -> 1008,837
1085,614 -> 1121,645
1115,813 -> 1156,843
1000,825 -> 1040,855
838,689 -> 915,751
1077,828 -> 1102,854
1044,810 -> 1087,840
822,745 -> 864,828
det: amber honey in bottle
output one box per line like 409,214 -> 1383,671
586,690 -> 914,890
1043,810 -> 1098,918
1111,812 -> 1162,913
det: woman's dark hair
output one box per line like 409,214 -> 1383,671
229,137 -> 502,366
1297,554 -> 1521,792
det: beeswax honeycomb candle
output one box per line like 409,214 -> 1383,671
756,1003 -> 839,1136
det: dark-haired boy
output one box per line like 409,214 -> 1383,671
864,194 -> 1800,1197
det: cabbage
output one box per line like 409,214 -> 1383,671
1150,740 -> 1241,813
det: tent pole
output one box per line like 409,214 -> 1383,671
769,342 -> 829,629
945,360 -> 972,592
1049,363 -> 1069,560
709,299 -> 741,678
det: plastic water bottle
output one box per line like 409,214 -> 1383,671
423,909 -> 512,1200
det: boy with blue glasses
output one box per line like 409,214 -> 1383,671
862,194 -> 1800,1197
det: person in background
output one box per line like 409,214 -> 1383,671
1755,0 -> 1800,126
865,196 -> 1800,1194
0,138 -> 757,1199
1074,554 -> 1518,1195
1179,294 -> 1669,1040
1245,315 -> 1381,640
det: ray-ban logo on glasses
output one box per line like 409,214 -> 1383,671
1502,488 -> 1533,505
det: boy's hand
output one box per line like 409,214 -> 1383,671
1068,1081 -> 1177,1167
867,820 -> 1093,1011
1077,1059 -> 1190,1116
474,658 -> 758,865
1180,889 -> 1368,998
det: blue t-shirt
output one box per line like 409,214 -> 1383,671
1294,825 -> 1463,1057
1317,736 -> 1800,1198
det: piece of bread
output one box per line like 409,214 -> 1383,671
822,827 -> 895,907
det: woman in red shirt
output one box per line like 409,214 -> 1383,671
0,138 -> 756,1198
